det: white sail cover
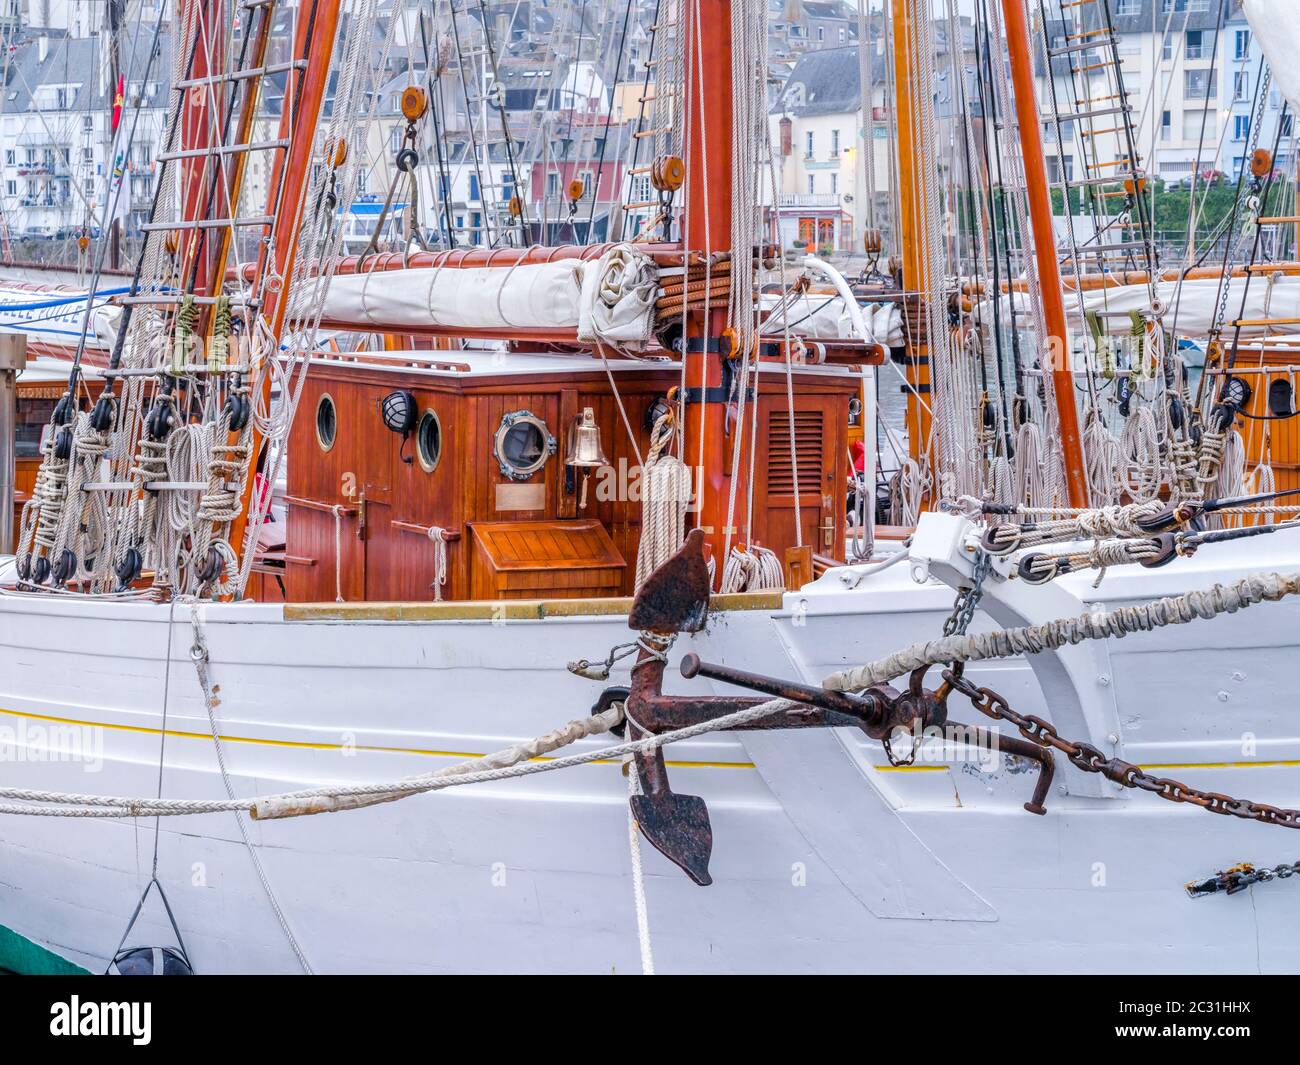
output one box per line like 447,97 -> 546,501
1244,1 -> 1300,112
980,276 -> 1300,339
322,258 -> 588,332
320,244 -> 903,346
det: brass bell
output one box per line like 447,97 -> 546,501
566,407 -> 608,468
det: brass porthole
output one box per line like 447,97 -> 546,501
315,392 -> 337,452
416,409 -> 442,473
493,409 -> 555,481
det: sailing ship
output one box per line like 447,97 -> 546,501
1,0 -> 1300,974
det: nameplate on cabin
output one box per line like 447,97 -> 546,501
495,483 -> 545,511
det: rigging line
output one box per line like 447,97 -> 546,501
102,5 -> 211,379
975,0 -> 1024,399
419,11 -> 458,250
1225,104 -> 1293,369
583,0 -> 636,239
472,0 -> 530,242
63,0 -> 170,382
968,0 -> 1013,454
616,0 -> 660,239
1166,0 -> 1229,336
150,595 -> 178,878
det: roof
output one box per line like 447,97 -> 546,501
772,45 -> 879,116
2,30 -> 173,116
801,2 -> 848,19
1109,0 -> 1237,35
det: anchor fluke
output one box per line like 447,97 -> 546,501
628,528 -> 711,636
630,790 -> 714,886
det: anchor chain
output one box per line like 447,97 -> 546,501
943,669 -> 1300,829
1186,860 -> 1300,898
942,548 -> 991,638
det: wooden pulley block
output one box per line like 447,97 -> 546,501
1251,148 -> 1274,178
863,228 -> 882,255
508,195 -> 523,218
1123,173 -> 1147,196
567,178 -> 585,202
329,137 -> 348,168
77,234 -> 90,252
400,85 -> 428,123
650,154 -> 685,193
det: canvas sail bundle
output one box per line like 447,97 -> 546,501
1244,0 -> 1300,112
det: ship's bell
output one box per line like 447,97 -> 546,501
566,407 -> 608,468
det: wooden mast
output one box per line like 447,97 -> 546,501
890,0 -> 932,469
226,0 -> 342,584
1001,0 -> 1088,508
681,0 -> 738,575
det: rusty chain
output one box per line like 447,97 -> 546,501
942,668 -> 1300,830
1186,860 -> 1300,898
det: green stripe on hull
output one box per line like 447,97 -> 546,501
0,923 -> 90,975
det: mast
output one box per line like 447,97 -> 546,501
680,0 -> 737,573
1000,0 -> 1087,508
226,0 -> 343,580
890,0 -> 932,468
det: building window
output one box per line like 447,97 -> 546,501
830,173 -> 837,195
546,170 -> 560,197
1235,30 -> 1251,61
469,174 -> 480,200
83,115 -> 93,132
805,130 -> 814,158
816,27 -> 824,42
5,181 -> 13,196
831,129 -> 840,157
1235,72 -> 1249,101
1185,31 -> 1204,61
1114,0 -> 1139,14
1161,110 -> 1172,141
1233,115 -> 1250,142
1184,69 -> 1216,101
4,150 -> 12,166
807,174 -> 815,194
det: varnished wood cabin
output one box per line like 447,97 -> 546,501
253,350 -> 860,604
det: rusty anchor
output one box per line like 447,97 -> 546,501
621,530 -> 953,886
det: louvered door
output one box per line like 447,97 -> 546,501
754,395 -> 841,560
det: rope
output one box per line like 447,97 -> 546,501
331,503 -> 346,603
189,605 -> 312,973
427,526 -> 449,601
824,570 -> 1300,692
0,694 -> 798,820
634,414 -> 691,590
625,757 -> 655,975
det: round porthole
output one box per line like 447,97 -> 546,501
493,409 -> 555,481
315,393 -> 337,452
417,409 -> 442,472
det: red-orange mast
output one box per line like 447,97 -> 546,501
227,0 -> 343,581
681,0 -> 740,573
1001,0 -> 1088,508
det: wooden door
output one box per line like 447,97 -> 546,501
754,394 -> 840,559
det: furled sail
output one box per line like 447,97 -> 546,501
979,276 -> 1300,339
1244,0 -> 1300,111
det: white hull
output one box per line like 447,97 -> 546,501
2,534 -> 1300,973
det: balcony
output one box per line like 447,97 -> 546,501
778,193 -> 839,208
